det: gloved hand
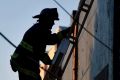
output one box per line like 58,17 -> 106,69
59,27 -> 71,38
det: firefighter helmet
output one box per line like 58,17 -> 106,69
33,8 -> 59,20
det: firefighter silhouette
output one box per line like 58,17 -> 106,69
10,8 -> 70,80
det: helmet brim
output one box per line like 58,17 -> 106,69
33,15 -> 59,20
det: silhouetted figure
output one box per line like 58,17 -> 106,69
10,8 -> 70,80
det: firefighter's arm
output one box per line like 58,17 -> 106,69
46,27 -> 71,45
40,53 -> 52,65
46,33 -> 61,45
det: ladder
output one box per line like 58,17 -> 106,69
43,0 -> 94,80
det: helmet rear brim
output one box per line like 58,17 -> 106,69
32,15 -> 59,20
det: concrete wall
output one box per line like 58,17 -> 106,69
91,0 -> 113,80
78,0 -> 113,80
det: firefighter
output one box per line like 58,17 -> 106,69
10,8 -> 70,80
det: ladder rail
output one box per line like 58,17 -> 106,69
60,0 -> 94,78
68,0 -> 86,37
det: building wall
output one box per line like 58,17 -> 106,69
78,0 -> 113,80
90,0 -> 113,80
77,0 -> 96,80
62,0 -> 113,80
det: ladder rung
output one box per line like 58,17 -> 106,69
81,8 -> 88,12
84,3 -> 89,7
69,40 -> 75,44
70,36 -> 76,40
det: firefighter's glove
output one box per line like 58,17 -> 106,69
60,27 -> 71,38
10,59 -> 17,72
